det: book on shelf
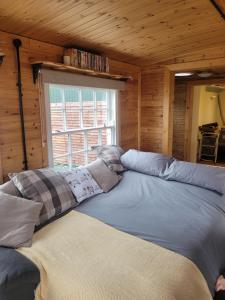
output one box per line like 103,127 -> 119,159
64,48 -> 109,73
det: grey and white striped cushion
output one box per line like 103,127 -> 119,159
11,169 -> 77,225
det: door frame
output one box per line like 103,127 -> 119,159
184,78 -> 225,161
164,58 -> 225,158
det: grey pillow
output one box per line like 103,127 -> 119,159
92,145 -> 125,173
121,149 -> 173,177
163,160 -> 225,194
0,180 -> 21,197
86,159 -> 121,192
0,193 -> 42,248
10,168 -> 77,225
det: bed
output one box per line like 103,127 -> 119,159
1,169 -> 225,299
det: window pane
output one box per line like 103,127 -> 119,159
96,90 -> 106,101
52,135 -> 68,158
96,110 -> 107,126
82,89 -> 94,110
66,109 -> 81,130
101,128 -> 113,145
64,88 -> 79,102
71,132 -> 85,152
96,95 -> 107,111
53,156 -> 69,170
87,130 -> 99,149
83,100 -> 94,110
49,86 -> 62,103
50,109 -> 64,132
82,89 -> 93,101
83,110 -> 94,128
71,152 -> 86,167
88,151 -> 97,163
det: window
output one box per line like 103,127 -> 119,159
45,84 -> 117,169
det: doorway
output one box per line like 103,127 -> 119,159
172,76 -> 225,166
190,84 -> 225,164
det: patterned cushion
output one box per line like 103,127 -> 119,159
10,169 -> 77,225
60,167 -> 103,203
92,145 -> 125,173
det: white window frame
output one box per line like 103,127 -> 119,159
44,83 -> 118,168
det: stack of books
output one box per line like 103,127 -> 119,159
64,48 -> 109,73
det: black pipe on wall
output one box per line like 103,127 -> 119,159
13,39 -> 28,170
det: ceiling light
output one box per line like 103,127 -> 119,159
175,72 -> 193,77
197,72 -> 213,78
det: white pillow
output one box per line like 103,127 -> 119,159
60,167 -> 103,203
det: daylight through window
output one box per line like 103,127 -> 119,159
46,84 -> 117,169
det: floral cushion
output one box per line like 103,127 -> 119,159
60,167 -> 103,203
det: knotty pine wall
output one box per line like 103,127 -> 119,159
141,70 -> 164,153
172,82 -> 187,160
0,31 -> 140,182
141,45 -> 225,155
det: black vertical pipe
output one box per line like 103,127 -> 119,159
13,39 -> 28,170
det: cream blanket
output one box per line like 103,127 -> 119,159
18,211 -> 212,300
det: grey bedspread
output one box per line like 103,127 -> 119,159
76,170 -> 225,294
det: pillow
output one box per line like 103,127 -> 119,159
163,160 -> 225,194
121,149 -> 173,177
10,169 -> 77,225
0,193 -> 42,248
60,167 -> 103,203
86,159 -> 121,192
0,180 -> 21,197
92,145 -> 125,173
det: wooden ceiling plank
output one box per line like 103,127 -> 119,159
57,0 -> 168,35
19,0 -> 108,36
0,0 -> 224,65
80,4 -> 221,45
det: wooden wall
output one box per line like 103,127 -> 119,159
141,70 -> 164,152
141,45 -> 225,156
172,82 -> 187,160
0,31 -> 140,182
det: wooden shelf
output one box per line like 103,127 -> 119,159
30,61 -> 132,83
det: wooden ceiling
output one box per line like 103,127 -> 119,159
0,0 -> 225,66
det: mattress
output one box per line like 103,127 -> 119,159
1,170 -> 225,298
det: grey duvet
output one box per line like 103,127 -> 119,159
76,170 -> 225,294
1,170 -> 225,298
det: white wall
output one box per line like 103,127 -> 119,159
190,85 -> 225,162
198,86 -> 222,126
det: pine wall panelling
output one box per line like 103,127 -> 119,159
0,31 -> 140,182
141,53 -> 225,156
141,69 -> 164,153
172,82 -> 187,160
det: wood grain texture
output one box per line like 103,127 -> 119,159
0,0 -> 224,65
162,70 -> 174,155
141,70 -> 164,153
0,31 -> 140,182
172,82 -> 187,160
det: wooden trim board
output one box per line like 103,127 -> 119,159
162,60 -> 225,157
162,69 -> 175,155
